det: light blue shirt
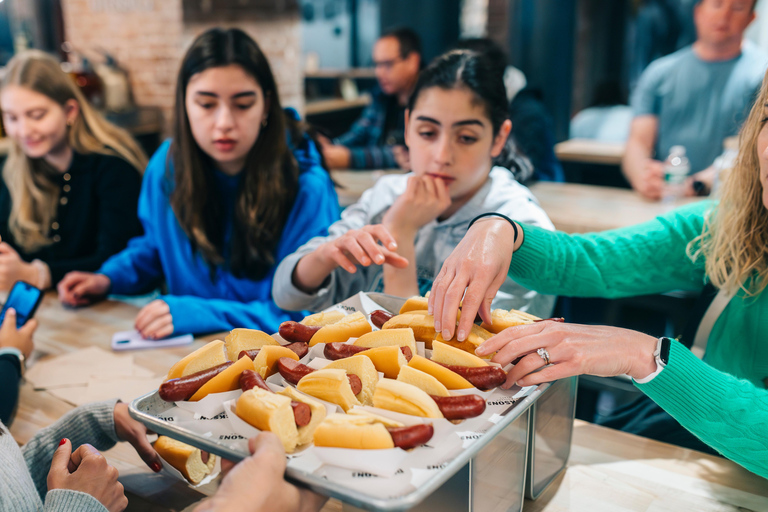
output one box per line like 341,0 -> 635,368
631,42 -> 767,173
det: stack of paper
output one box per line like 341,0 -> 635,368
25,346 -> 163,407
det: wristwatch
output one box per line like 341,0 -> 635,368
634,336 -> 671,384
0,347 -> 26,377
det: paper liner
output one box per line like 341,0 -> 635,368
310,445 -> 409,478
174,389 -> 243,419
156,447 -> 221,488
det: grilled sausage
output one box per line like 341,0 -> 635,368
159,362 -> 234,402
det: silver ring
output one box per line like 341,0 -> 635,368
536,347 -> 551,365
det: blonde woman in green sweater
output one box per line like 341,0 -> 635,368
428,69 -> 768,479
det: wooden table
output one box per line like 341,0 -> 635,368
305,96 -> 372,117
9,295 -> 767,511
529,182 -> 702,233
554,138 -> 626,166
332,168 -> 407,207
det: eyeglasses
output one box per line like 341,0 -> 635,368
373,57 -> 404,71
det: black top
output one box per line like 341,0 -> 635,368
0,151 -> 144,285
0,355 -> 20,424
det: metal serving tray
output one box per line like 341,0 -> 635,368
525,375 -> 577,500
129,293 -> 561,511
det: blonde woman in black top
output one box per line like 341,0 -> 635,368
0,50 -> 145,290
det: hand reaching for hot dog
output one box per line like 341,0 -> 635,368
291,224 -> 409,294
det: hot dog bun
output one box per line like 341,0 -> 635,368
313,413 -> 395,449
396,365 -> 450,397
346,408 -> 404,428
480,308 -> 540,334
309,311 -> 372,347
236,388 -> 299,452
324,354 -> 378,406
278,386 -> 327,445
167,340 -> 228,379
381,311 -> 436,346
189,354 -> 254,401
296,368 -> 361,412
372,379 -> 443,418
431,340 -> 488,367
301,310 -> 346,327
253,345 -> 300,379
353,328 -> 417,356
357,345 -> 407,379
407,355 -> 473,390
433,324 -> 494,355
399,296 -> 429,314
224,329 -> 278,362
154,436 -> 217,484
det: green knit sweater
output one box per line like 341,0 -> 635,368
510,201 -> 768,479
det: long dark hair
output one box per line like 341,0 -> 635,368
407,49 -> 509,137
170,28 -> 299,280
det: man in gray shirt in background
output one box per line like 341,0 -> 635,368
622,0 -> 767,200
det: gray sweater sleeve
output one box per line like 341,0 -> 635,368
0,400 -> 119,512
22,399 -> 120,500
273,188 -> 380,312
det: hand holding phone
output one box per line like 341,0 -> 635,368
0,281 -> 43,328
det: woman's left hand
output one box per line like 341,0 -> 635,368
475,321 -> 659,388
0,242 -> 36,290
135,300 -> 173,339
113,402 -> 162,472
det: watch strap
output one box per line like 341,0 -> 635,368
634,337 -> 670,384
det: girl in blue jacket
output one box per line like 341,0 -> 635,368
58,28 -> 339,337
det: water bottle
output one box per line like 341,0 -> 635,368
663,146 -> 690,202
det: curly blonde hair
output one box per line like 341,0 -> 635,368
689,68 -> 768,297
1,50 -> 147,252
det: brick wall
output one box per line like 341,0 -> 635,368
61,0 -> 302,135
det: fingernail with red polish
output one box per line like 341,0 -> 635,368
59,438 -> 67,446
151,462 -> 162,472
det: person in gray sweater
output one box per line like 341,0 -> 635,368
0,400 -> 161,512
274,50 -> 555,318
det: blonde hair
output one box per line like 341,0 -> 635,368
1,50 -> 147,251
688,68 -> 768,297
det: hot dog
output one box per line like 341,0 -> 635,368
277,357 -> 363,395
323,342 -> 413,362
370,309 -> 394,329
429,394 -> 486,420
387,424 -> 434,449
279,321 -> 321,344
313,412 -> 434,450
239,341 -> 309,362
159,361 -> 234,402
436,363 -> 507,391
239,370 -> 311,427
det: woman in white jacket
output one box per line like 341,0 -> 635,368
273,49 -> 555,317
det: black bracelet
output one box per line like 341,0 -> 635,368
468,212 -> 518,243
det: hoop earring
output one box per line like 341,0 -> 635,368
261,117 -> 268,127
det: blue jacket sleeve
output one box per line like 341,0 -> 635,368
164,294 -> 301,334
97,142 -> 169,294
167,148 -> 339,335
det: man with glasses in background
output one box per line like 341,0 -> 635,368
319,28 -> 422,170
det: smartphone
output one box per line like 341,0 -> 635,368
0,281 -> 43,328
